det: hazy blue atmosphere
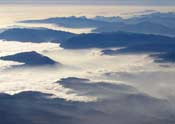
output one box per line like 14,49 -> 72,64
0,0 -> 175,5
0,1 -> 175,124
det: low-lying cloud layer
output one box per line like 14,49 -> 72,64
0,39 -> 175,104
0,10 -> 175,124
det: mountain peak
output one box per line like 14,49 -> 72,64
0,51 -> 59,66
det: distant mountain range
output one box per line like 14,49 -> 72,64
20,16 -> 115,28
124,12 -> 175,29
1,13 -> 175,63
0,51 -> 59,66
94,21 -> 175,36
95,12 -> 175,36
92,16 -> 123,23
20,12 -> 175,36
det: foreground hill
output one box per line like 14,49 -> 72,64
0,77 -> 174,124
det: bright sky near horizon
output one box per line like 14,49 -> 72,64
0,0 -> 175,5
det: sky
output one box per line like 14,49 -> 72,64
0,0 -> 175,5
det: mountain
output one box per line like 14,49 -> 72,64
20,13 -> 175,36
93,16 -> 123,23
0,89 -> 174,124
0,28 -> 76,43
0,77 -> 173,124
102,44 -> 175,63
94,21 -> 175,36
0,51 -> 59,66
150,52 -> 175,63
60,31 -> 175,49
61,31 -> 175,63
57,77 -> 137,99
124,12 -> 175,29
20,16 -> 114,28
93,12 -> 175,36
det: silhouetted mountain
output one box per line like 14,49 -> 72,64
21,16 -> 114,28
0,51 -> 59,66
59,31 -> 175,63
102,38 -> 175,63
0,28 -> 76,43
151,52 -> 175,63
102,42 -> 175,63
61,32 -> 175,49
20,13 -> 175,36
94,21 -> 175,36
94,12 -> 175,36
93,16 -> 123,22
124,12 -> 175,29
103,42 -> 175,54
57,77 -> 137,99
